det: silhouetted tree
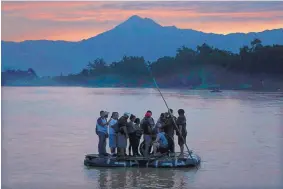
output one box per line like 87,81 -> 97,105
57,39 -> 283,85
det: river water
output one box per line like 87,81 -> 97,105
1,87 -> 283,189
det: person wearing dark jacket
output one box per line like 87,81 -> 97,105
133,118 -> 142,156
141,110 -> 155,157
127,114 -> 137,156
163,109 -> 177,152
117,113 -> 130,157
176,109 -> 187,157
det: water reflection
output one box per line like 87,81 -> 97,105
3,87 -> 283,189
84,167 -> 198,188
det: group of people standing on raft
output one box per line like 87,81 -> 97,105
96,109 -> 187,158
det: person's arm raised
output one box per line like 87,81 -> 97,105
98,117 -> 112,126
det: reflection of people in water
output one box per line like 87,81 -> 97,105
94,168 -> 128,188
137,168 -> 175,188
84,167 -> 197,188
98,168 -> 108,188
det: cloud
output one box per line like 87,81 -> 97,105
2,1 -> 283,41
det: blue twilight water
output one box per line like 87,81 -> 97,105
1,87 -> 283,189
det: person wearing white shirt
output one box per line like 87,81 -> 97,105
108,112 -> 119,156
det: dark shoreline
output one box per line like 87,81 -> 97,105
1,84 -> 282,92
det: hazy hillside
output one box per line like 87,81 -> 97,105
2,15 -> 283,76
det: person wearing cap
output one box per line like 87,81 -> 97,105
141,110 -> 155,157
117,113 -> 130,157
96,111 -> 111,157
176,109 -> 187,157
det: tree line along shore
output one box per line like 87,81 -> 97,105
2,39 -> 283,91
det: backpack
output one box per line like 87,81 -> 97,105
141,120 -> 148,132
141,119 -> 153,134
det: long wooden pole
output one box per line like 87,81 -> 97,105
146,65 -> 195,161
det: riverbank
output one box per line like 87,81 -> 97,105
2,81 -> 282,92
2,66 -> 282,92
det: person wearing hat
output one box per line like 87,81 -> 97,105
140,110 -> 155,157
117,113 -> 130,157
96,110 -> 111,157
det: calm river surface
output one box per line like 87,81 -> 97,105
2,87 -> 283,189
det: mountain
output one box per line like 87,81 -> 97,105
2,15 -> 283,76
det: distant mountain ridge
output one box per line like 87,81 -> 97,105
2,15 -> 283,76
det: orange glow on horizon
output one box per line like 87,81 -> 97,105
2,1 -> 283,42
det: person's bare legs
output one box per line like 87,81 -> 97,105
128,144 -> 132,156
153,142 -> 158,155
180,144 -> 184,157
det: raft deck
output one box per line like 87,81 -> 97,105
84,152 -> 201,168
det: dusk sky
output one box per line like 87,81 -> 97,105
2,1 -> 283,42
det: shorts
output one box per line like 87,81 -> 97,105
109,134 -> 117,148
144,134 -> 152,146
178,133 -> 187,146
117,133 -> 127,148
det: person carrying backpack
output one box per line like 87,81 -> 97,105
141,110 -> 155,157
117,113 -> 130,157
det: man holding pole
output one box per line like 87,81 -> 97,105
163,109 -> 177,153
176,109 -> 187,157
146,64 -> 197,167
